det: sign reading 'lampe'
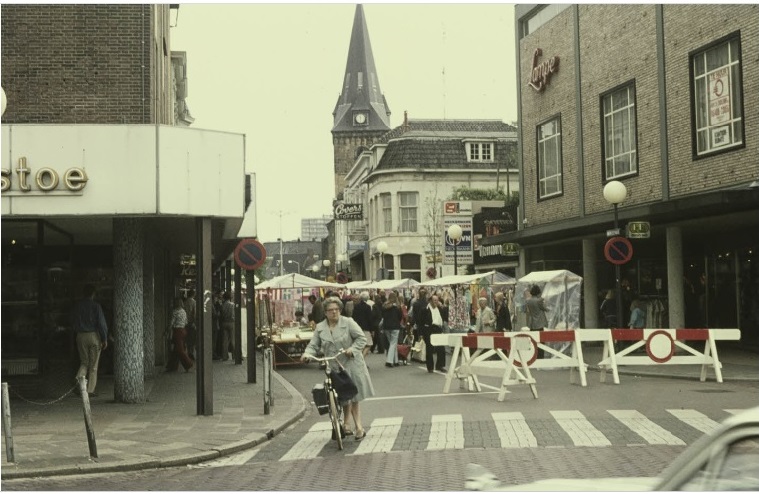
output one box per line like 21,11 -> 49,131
527,48 -> 560,92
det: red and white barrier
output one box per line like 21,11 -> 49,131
431,327 -> 740,400
597,328 -> 741,384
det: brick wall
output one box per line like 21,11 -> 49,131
520,6 -> 578,227
664,4 -> 758,197
520,4 -> 758,226
579,4 -> 662,216
1,4 -> 162,124
332,131 -> 385,196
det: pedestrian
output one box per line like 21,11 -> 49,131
419,293 -> 447,373
165,296 -> 194,373
71,284 -> 109,397
600,289 -> 617,328
629,299 -> 646,329
410,288 -> 428,342
525,284 -> 549,358
494,291 -> 512,331
370,293 -> 385,354
300,296 -> 374,441
381,291 -> 404,368
352,291 -> 374,358
308,293 -> 325,326
474,297 -> 496,333
220,290 -> 235,361
184,289 -> 197,360
212,290 -> 223,360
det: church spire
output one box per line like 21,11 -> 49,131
332,4 -> 391,132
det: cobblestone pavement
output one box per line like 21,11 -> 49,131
1,342 -> 756,486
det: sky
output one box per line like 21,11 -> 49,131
170,2 -> 518,244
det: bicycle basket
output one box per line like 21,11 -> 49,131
311,384 -> 330,415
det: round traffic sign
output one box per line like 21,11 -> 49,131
604,236 -> 633,265
234,238 -> 267,271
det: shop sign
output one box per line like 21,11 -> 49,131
527,48 -> 560,92
347,241 -> 366,251
708,67 -> 731,126
626,221 -> 651,239
502,242 -> 520,256
334,202 -> 363,220
443,200 -> 472,216
1,157 -> 88,195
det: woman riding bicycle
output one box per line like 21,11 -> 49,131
300,296 -> 375,440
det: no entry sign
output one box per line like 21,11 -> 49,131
234,238 -> 267,271
604,236 -> 633,265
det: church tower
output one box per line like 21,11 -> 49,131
332,4 -> 391,198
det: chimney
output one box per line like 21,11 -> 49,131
402,110 -> 410,132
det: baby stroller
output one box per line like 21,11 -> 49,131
396,327 -> 413,365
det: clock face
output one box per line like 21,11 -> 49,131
354,113 -> 367,124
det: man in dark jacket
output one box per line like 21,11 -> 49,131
494,291 -> 512,331
352,291 -> 374,357
419,293 -> 447,373
410,288 -> 428,341
308,294 -> 325,325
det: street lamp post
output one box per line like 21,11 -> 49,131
603,180 -> 628,329
447,224 -> 463,276
287,259 -> 300,274
322,259 -> 331,281
377,241 -> 388,280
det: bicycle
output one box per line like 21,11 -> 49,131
303,349 -> 349,450
257,328 -> 274,415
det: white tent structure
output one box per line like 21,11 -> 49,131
419,270 -> 516,287
515,270 -> 583,330
256,272 -> 346,290
364,278 -> 420,291
345,280 -> 373,290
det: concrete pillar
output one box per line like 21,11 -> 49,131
582,238 -> 599,329
142,237 -> 155,378
113,218 -> 146,403
666,226 -> 685,328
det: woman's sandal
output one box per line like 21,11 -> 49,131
343,426 -> 354,436
355,429 -> 366,441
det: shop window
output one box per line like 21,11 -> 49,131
537,116 -> 563,200
399,254 -> 422,282
691,32 -> 744,157
602,81 -> 638,180
398,191 -> 418,233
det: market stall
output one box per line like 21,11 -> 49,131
255,273 -> 346,367
515,269 -> 583,355
420,271 -> 516,331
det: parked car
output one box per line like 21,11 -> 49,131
466,406 -> 759,491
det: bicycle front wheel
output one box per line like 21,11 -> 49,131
328,389 -> 343,450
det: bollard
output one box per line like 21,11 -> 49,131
2,382 -> 15,463
77,376 -> 98,458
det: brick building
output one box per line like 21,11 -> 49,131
482,4 -> 758,344
1,5 -> 249,405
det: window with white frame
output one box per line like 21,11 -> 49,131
537,117 -> 562,199
399,254 -> 422,282
692,34 -> 744,156
381,193 -> 392,233
602,82 -> 638,180
398,191 -> 418,233
467,142 -> 494,162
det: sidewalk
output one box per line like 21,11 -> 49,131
1,359 -> 307,481
2,345 -> 757,481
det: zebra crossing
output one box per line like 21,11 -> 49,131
270,408 -> 741,462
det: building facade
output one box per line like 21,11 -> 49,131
482,4 -> 758,343
1,5 -> 249,404
338,118 -> 518,282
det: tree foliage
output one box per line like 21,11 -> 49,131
449,186 -> 519,206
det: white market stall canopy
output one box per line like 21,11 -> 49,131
516,269 -> 583,330
256,273 -> 346,290
419,270 -> 516,287
364,278 -> 420,290
345,280 -> 373,289
518,269 -> 583,286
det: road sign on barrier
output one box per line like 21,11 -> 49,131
604,236 -> 633,265
234,238 -> 267,271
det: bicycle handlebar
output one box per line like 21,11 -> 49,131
302,348 -> 349,363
